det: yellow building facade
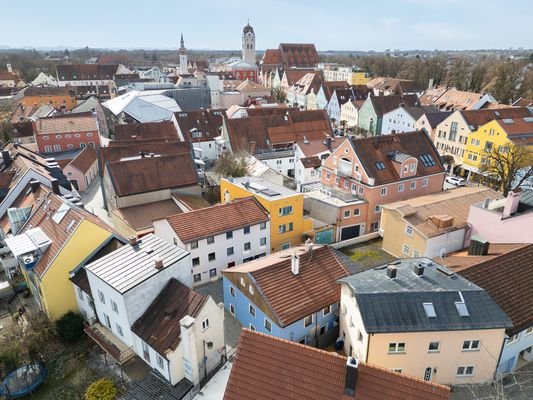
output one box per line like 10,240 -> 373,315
220,178 -> 313,252
350,71 -> 370,86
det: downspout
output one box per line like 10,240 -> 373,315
494,332 -> 508,378
315,310 -> 319,348
365,334 -> 371,363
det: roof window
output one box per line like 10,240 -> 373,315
423,303 -> 436,318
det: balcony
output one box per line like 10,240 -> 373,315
85,321 -> 135,364
255,148 -> 295,161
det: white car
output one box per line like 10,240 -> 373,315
445,176 -> 466,186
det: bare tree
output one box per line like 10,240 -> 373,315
214,151 -> 249,178
479,144 -> 533,196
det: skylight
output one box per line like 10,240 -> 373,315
455,302 -> 469,317
423,303 -> 436,318
420,154 -> 436,167
375,162 -> 386,170
52,203 -> 70,224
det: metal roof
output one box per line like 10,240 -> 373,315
339,258 -> 512,333
85,234 -> 189,294
4,227 -> 52,257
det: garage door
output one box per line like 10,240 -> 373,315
341,225 -> 360,241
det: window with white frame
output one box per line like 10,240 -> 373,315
192,257 -> 200,266
422,178 -> 429,187
244,242 -> 251,251
413,250 -> 420,257
264,318 -> 272,332
260,237 -> 267,246
249,324 -> 256,331
410,181 -> 417,190
260,222 -> 266,230
344,210 -> 350,219
142,341 -> 150,362
388,342 -> 406,353
207,236 -> 215,244
353,208 -> 360,216
398,183 -> 404,192
402,244 -> 410,256
380,187 -> 387,197
279,206 -> 293,216
156,354 -> 164,369
428,342 -> 440,352
230,286 -> 236,297
405,225 -> 413,236
201,318 -> 210,330
358,186 -> 364,195
304,315 -> 313,327
462,340 -> 480,351
374,205 -> 381,213
248,285 -> 254,295
98,290 -> 105,304
227,247 -> 234,256
323,305 -> 332,316
240,277 -> 245,287
116,323 -> 123,337
456,366 -> 474,376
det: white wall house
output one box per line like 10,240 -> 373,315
153,197 -> 270,287
382,106 -> 420,134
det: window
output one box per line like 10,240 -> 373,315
192,257 -> 200,266
353,208 -> 360,216
230,286 -> 236,297
456,366 -> 474,376
422,178 -> 429,187
207,236 -> 215,244
87,132 -> 93,137
244,242 -> 251,251
323,305 -> 332,316
56,135 -> 62,139
278,223 -> 293,233
193,273 -> 201,282
240,277 -> 246,287
116,323 -> 123,337
398,183 -> 404,192
428,342 -> 440,352
44,145 -> 52,152
526,327 -> 533,335
344,210 -> 351,219
463,340 -> 480,351
357,331 -> 363,342
375,162 -> 386,170
201,318 -> 210,330
249,324 -> 256,331
248,285 -> 254,295
260,237 -> 267,246
77,287 -> 84,300
281,243 -> 291,250
319,325 -> 327,336
229,303 -> 235,315
413,250 -> 420,257
374,205 -> 381,213
227,247 -> 234,256
279,206 -> 293,216
326,172 -> 330,180
243,226 -> 250,235
191,241 -> 198,249
304,315 -> 313,327
405,225 -> 413,236
249,304 -> 256,317
410,164 -> 416,172
156,354 -> 164,369
358,186 -> 364,195
410,181 -> 417,190
420,154 -> 436,167
423,303 -> 436,318
403,165 -> 409,173
98,290 -> 105,304
142,341 -> 150,362
226,231 -> 233,239
371,221 -> 379,231
403,244 -> 410,256
351,183 -> 357,191
380,187 -> 387,197
208,252 -> 216,261
335,177 -> 340,185
449,122 -> 458,141
264,318 -> 272,332
53,144 -> 61,152
388,342 -> 406,353
260,222 -> 266,230
111,300 -> 118,313
209,268 -> 217,277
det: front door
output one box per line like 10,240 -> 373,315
424,367 -> 432,381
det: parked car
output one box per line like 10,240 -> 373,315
445,176 -> 466,186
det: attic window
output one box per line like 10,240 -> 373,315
423,303 -> 436,318
375,162 -> 385,170
420,154 -> 436,167
52,203 -> 70,224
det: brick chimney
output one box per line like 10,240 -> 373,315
344,357 -> 359,396
503,190 -> 521,218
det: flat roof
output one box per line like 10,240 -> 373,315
226,176 -> 300,200
304,187 -> 366,207
85,234 -> 189,294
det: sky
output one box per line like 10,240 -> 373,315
2,0 -> 532,51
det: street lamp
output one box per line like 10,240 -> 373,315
203,340 -> 213,383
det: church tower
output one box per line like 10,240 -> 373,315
179,33 -> 187,74
242,21 -> 256,65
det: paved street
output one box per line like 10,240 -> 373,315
195,280 -> 242,349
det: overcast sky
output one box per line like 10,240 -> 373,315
2,0 -> 532,51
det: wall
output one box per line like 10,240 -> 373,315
41,220 -> 112,321
356,99 -> 377,135
434,111 -> 470,167
498,327 -> 533,373
36,129 -> 100,153
330,232 -> 380,249
63,159 -> 98,192
340,102 -> 359,127
382,108 -> 417,135
467,205 -> 533,244
72,283 -> 96,321
260,155 -> 295,177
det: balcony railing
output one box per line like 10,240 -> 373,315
85,321 -> 135,364
255,149 -> 295,161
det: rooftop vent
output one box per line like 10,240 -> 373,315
154,258 -> 164,270
414,263 -> 425,276
344,357 -> 358,396
291,253 -> 300,275
386,265 -> 397,279
129,236 -> 138,246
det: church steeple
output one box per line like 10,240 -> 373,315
179,33 -> 186,53
179,33 -> 187,74
242,21 -> 256,65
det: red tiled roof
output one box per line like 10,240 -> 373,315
260,49 -> 282,66
34,114 -> 98,135
68,146 -> 97,174
164,197 -> 268,243
369,94 -> 418,117
56,64 -> 118,81
349,131 -> 445,185
283,69 -> 318,86
113,121 -> 179,141
106,153 -> 197,196
223,246 -> 349,326
279,43 -> 320,68
224,329 -> 451,400
174,109 -> 225,143
460,107 -> 532,130
131,279 -> 207,357
442,244 -> 533,336
97,54 -> 131,65
300,156 -> 321,168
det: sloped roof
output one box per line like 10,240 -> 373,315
56,64 -> 118,81
401,105 -> 441,121
419,87 -> 495,111
224,329 -> 451,400
441,243 -> 533,336
67,145 -> 97,174
296,137 -> 342,157
369,94 -> 418,117
102,91 -> 181,123
300,156 -> 321,168
24,86 -> 72,97
131,279 -> 207,357
423,111 -> 453,128
290,73 -> 323,95
34,114 -> 98,135
164,197 -> 268,243
283,69 -> 317,86
495,116 -> 533,145
349,131 -> 445,185
459,107 -> 532,131
279,43 -> 319,68
106,153 -> 197,196
113,121 -> 179,141
223,245 -> 349,327
116,200 -> 182,232
174,109 -> 224,143
260,49 -> 282,65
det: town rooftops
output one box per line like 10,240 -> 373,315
115,200 -> 182,233
131,278 -> 207,357
368,94 -> 419,117
423,111 -> 453,128
419,87 -> 495,111
299,156 -> 322,169
279,43 -> 320,68
382,187 -> 501,238
174,109 -> 225,143
399,105 -> 441,121
163,197 -> 268,243
224,329 -> 451,400
113,121 -> 179,141
102,91 -> 181,123
348,131 -> 445,185
296,137 -> 342,157
85,234 -> 189,293
438,243 -> 533,336
23,86 -> 73,97
56,64 -> 119,81
225,176 -> 299,200
67,145 -> 97,174
339,258 -> 512,333
458,107 -> 532,131
495,115 -> 533,145
223,245 -> 349,327
33,114 -> 98,135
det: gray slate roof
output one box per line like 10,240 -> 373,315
85,234 -> 189,293
124,372 -> 193,400
339,258 -> 512,333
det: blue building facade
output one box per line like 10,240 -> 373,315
222,276 -> 339,346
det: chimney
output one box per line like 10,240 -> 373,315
154,257 -> 164,270
387,265 -> 397,279
414,263 -> 425,276
51,178 -> 60,195
291,253 -> 300,275
2,150 -> 12,168
344,357 -> 359,397
428,78 -> 434,90
30,180 -> 40,192
503,190 -> 521,218
468,235 -> 489,256
326,136 -> 332,150
6,63 -> 12,73
129,235 -> 138,246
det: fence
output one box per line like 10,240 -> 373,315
329,232 -> 380,249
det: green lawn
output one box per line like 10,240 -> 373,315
340,239 -> 397,269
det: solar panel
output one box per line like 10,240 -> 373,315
262,189 -> 280,197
